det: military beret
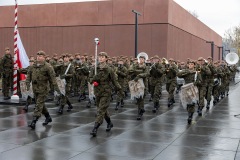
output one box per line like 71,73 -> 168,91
29,59 -> 35,62
63,54 -> 70,58
98,52 -> 108,57
198,57 -> 204,61
37,50 -> 46,56
139,56 -> 146,59
169,58 -> 174,61
152,55 -> 160,59
188,61 -> 195,65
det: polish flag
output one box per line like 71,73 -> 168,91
16,31 -> 29,80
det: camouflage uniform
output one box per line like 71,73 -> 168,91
1,50 -> 13,99
128,61 -> 149,120
177,67 -> 196,124
90,52 -> 122,137
115,64 -> 127,110
205,60 -> 216,108
149,62 -> 165,112
195,62 -> 211,116
213,64 -> 223,104
165,62 -> 178,107
26,51 -> 60,129
54,61 -> 74,114
76,61 -> 89,101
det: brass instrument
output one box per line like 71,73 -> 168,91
226,52 -> 239,65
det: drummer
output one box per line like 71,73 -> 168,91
177,60 -> 197,124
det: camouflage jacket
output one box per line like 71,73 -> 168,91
165,63 -> 178,83
91,63 -> 121,97
177,69 -> 196,84
26,62 -> 59,94
54,62 -> 74,84
1,54 -> 13,74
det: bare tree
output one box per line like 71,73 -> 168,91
223,25 -> 240,55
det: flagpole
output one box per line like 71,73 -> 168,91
11,0 -> 19,100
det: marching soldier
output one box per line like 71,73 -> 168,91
26,51 -> 60,130
55,54 -> 74,114
115,58 -> 127,110
165,58 -> 178,107
177,61 -> 197,124
212,61 -> 223,105
1,47 -> 13,100
128,55 -> 149,120
90,52 -> 122,137
195,57 -> 211,116
149,55 -> 165,113
205,57 -> 216,109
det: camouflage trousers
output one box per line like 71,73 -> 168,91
116,81 -> 125,102
33,92 -> 48,117
198,86 -> 207,109
213,85 -> 221,100
187,104 -> 195,113
60,83 -> 71,106
95,95 -> 111,124
166,81 -> 176,100
80,76 -> 87,95
150,82 -> 162,103
136,96 -> 144,110
205,82 -> 214,102
2,73 -> 12,96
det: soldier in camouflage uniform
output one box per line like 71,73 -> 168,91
128,56 -> 149,120
212,61 -> 223,105
220,61 -> 231,97
72,53 -> 81,96
205,57 -> 216,109
55,54 -> 74,114
165,58 -> 178,107
149,55 -> 165,113
177,61 -> 197,124
26,51 -> 60,130
90,52 -> 122,137
77,55 -> 89,101
115,59 -> 127,110
1,47 -> 13,100
195,57 -> 211,116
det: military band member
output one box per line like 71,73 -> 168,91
90,52 -> 122,137
177,61 -> 196,124
212,61 -> 223,105
26,51 -> 60,130
128,55 -> 149,120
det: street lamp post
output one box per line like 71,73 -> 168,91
132,10 -> 142,58
206,41 -> 214,59
224,49 -> 230,60
218,46 -> 223,60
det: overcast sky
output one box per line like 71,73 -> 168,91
1,0 -> 239,37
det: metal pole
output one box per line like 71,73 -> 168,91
135,13 -> 138,58
211,42 -> 214,59
222,47 -> 224,60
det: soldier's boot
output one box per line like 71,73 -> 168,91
57,105 -> 64,114
220,92 -> 225,99
172,98 -> 175,103
111,94 -> 114,102
137,109 -> 145,120
80,93 -> 86,100
90,122 -> 101,137
149,96 -> 153,102
23,103 -> 29,112
105,116 -> 113,132
42,112 -> 52,126
152,102 -> 159,113
86,100 -> 91,108
206,101 -> 210,110
168,99 -> 173,108
120,99 -> 124,107
28,117 -> 39,130
66,100 -> 73,112
93,97 -> 96,106
187,112 -> 194,124
3,94 -> 10,100
226,92 -> 229,96
198,108 -> 203,116
115,102 -> 120,111
55,97 -> 60,106
124,91 -> 128,98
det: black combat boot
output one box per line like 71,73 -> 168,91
187,112 -> 194,124
90,122 -> 101,137
115,102 -> 120,111
168,99 -> 173,108
137,109 -> 145,120
120,99 -> 124,107
28,117 -> 39,129
105,116 -> 113,132
86,100 -> 91,108
198,108 -> 202,116
124,91 -> 128,98
57,105 -> 64,114
55,96 -> 60,106
42,113 -> 52,126
23,103 -> 29,112
152,101 -> 160,113
149,96 -> 153,102
66,100 -> 73,112
206,101 -> 210,110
